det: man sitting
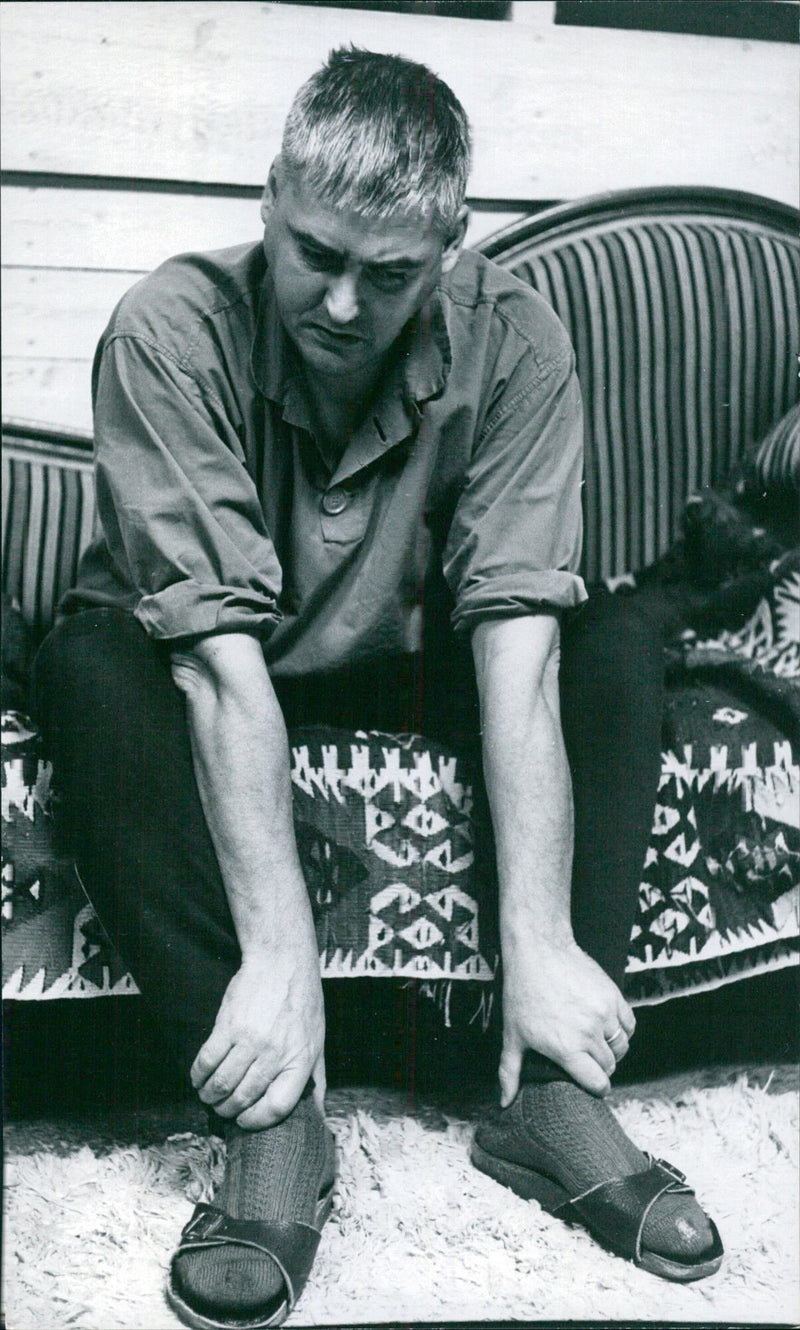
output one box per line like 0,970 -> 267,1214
33,47 -> 722,1330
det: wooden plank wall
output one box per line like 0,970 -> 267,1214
2,0 -> 796,435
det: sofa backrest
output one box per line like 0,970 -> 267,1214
3,188 -> 799,633
2,430 -> 95,632
479,187 -> 800,580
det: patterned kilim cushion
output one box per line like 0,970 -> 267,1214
1,717 -> 497,1003
1,712 -> 136,998
3,564 -> 798,1009
629,557 -> 800,1002
630,698 -> 798,1002
288,729 -> 494,984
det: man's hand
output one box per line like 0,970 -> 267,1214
500,933 -> 636,1104
191,939 -> 326,1129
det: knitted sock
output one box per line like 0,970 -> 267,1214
172,1094 -> 334,1319
476,1080 -> 714,1262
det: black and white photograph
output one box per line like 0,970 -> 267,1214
2,2 -> 798,1327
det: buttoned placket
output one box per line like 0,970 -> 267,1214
278,367 -> 424,546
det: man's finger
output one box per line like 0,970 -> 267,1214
236,1066 -> 308,1130
196,1045 -> 257,1106
190,1028 -> 236,1090
618,999 -> 636,1038
564,1051 -> 611,1098
213,1059 -> 273,1119
602,1017 -> 630,1063
498,1044 -> 523,1108
312,1053 -> 327,1118
608,1031 -> 630,1063
589,1036 -> 618,1077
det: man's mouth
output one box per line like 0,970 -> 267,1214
306,323 -> 364,345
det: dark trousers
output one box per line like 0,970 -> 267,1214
31,596 -> 663,1089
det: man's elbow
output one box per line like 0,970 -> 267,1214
472,613 -> 561,696
169,632 -> 267,706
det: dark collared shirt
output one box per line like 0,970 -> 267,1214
65,242 -> 586,676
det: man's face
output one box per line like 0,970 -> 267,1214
261,165 -> 465,381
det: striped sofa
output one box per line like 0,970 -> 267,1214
3,187 -> 799,1009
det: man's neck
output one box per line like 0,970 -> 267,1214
301,351 -> 395,453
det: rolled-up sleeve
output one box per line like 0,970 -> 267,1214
444,348 -> 587,634
93,334 -> 283,641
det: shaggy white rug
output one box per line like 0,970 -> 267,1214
4,1068 -> 798,1328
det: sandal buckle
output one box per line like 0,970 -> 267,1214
183,1207 -> 224,1241
656,1158 -> 686,1184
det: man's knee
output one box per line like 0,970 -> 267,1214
560,595 -> 665,737
33,608 -> 172,730
31,606 -> 189,840
564,595 -> 663,686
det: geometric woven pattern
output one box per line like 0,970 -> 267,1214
1,711 -> 135,998
290,729 -> 493,982
627,731 -> 799,1003
688,560 -> 799,679
625,558 -> 800,1003
4,699 -> 798,1009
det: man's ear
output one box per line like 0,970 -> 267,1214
439,205 -> 469,275
260,159 -> 282,227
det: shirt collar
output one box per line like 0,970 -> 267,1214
251,264 -> 451,455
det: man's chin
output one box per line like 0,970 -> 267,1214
296,330 -> 373,376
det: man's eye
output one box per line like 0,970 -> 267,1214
368,269 -> 409,292
299,244 -> 339,272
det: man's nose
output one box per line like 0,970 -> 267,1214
324,272 -> 359,324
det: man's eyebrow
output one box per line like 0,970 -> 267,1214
289,225 -> 342,260
288,224 -> 424,271
365,254 -> 425,273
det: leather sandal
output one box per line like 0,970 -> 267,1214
471,1141 -> 724,1282
166,1172 -> 335,1329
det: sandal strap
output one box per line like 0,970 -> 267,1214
174,1203 -> 323,1310
555,1158 -> 693,1263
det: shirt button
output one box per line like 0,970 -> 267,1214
322,487 -> 349,515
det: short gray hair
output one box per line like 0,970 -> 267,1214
281,47 -> 472,233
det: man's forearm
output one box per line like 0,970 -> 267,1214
170,633 -> 316,958
472,615 -> 574,949
169,633 -> 325,1125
